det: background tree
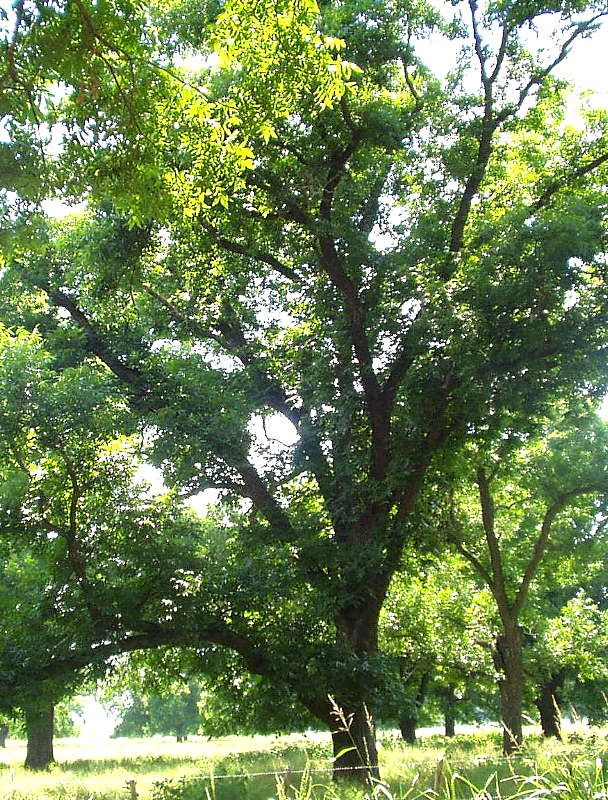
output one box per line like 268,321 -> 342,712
380,553 -> 493,742
111,682 -> 202,742
0,327 -> 233,767
447,412 -> 608,752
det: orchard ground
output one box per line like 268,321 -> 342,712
1,723 -> 608,800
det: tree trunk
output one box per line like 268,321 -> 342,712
398,670 -> 430,744
0,723 -> 8,747
493,628 -> 524,755
399,715 -> 417,743
327,579 -> 386,784
330,701 -> 379,784
24,703 -> 55,770
443,684 -> 457,737
535,671 -> 565,739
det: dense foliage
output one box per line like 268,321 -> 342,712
2,0 -> 608,777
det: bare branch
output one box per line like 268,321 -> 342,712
503,14 -> 608,125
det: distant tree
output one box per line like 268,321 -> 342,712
381,553 -> 493,742
0,716 -> 8,747
112,682 -> 202,742
0,328 -> 221,767
447,412 -> 608,752
530,591 -> 608,737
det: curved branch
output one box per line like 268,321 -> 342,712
532,150 -> 608,212
202,222 -> 299,282
512,481 -> 608,615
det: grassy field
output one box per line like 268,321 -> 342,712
0,725 -> 607,800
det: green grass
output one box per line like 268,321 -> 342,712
1,725 -> 607,800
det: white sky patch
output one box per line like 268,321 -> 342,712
134,462 -> 220,515
41,198 -> 88,219
76,696 -> 119,742
175,51 -> 218,72
249,412 -> 299,449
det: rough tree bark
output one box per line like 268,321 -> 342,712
328,595 -> 383,783
330,702 -> 379,782
24,703 -> 55,770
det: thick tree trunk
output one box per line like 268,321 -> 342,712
330,701 -> 379,783
494,628 -> 524,755
0,723 -> 8,747
327,578 -> 386,785
535,671 -> 565,739
24,704 -> 55,770
443,684 -> 457,737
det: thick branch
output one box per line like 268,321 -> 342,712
318,136 -> 392,479
43,286 -> 143,387
211,308 -> 335,500
246,174 -> 313,227
224,449 -> 299,540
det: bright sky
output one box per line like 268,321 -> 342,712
76,696 -> 120,741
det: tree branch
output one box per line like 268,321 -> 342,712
449,11 -> 607,258
317,134 -> 392,480
531,150 -> 608,212
41,284 -> 143,388
446,507 -> 495,591
202,222 -> 299,282
512,481 -> 608,615
476,467 -> 512,622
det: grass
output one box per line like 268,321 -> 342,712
0,725 -> 607,800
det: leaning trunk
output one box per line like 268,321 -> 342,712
24,703 -> 55,770
494,627 -> 524,755
535,671 -> 565,740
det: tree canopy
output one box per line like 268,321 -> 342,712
2,0 -> 608,778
